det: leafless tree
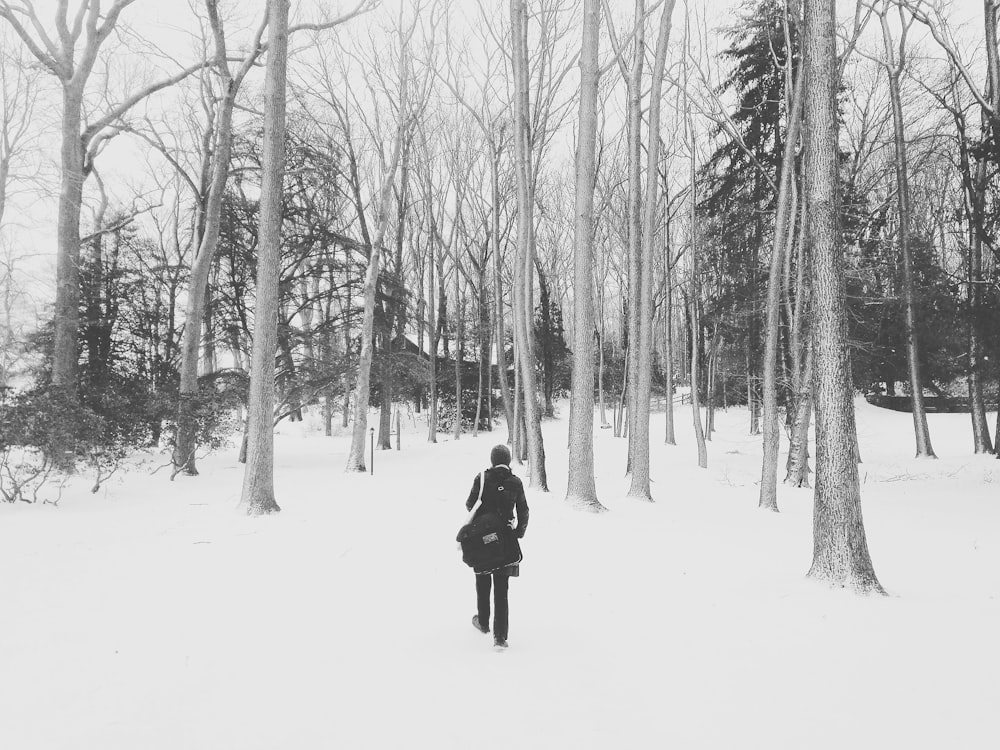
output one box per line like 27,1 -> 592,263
566,0 -> 605,511
238,0 -> 290,516
0,0 -> 216,389
627,0 -> 676,500
866,0 -> 936,457
345,7 -> 424,473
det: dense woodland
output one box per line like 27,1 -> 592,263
1,0 -> 998,593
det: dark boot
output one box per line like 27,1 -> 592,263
472,615 -> 489,634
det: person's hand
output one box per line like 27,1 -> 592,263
508,520 -> 517,530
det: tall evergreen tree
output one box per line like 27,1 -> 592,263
700,0 -> 798,433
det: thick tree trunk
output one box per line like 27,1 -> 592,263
785,343 -> 813,487
378,364 -> 392,450
804,0 -> 882,593
52,86 -> 85,389
566,0 -> 606,512
238,0 -> 289,516
202,283 -> 216,375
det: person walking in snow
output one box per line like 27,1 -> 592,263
466,444 -> 529,649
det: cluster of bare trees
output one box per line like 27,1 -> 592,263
3,0 -> 999,591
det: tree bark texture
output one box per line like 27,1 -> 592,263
52,86 -> 85,389
625,0 -> 645,476
785,343 -> 813,487
239,0 -> 289,516
566,0 -> 606,512
803,0 -> 883,593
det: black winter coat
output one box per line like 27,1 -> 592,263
465,465 -> 529,575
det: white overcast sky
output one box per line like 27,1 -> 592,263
0,0 -> 991,320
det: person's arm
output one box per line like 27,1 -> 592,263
465,474 -> 482,511
514,480 -> 529,538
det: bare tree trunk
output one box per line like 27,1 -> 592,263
967,1 -> 998,454
346,58 -> 408,472
804,0 -> 883,593
427,236 -> 439,443
663,178 -> 676,446
239,0 -> 289,516
878,7 -> 935,458
0,1 -> 236,391
378,370 -> 392,449
629,0 -> 675,498
689,289 -> 707,468
51,85 -> 85,389
759,65 -> 804,511
510,0 -> 547,490
341,279 -> 352,429
453,282 -> 463,441
175,2 -> 267,474
512,346 -> 523,459
624,0 -> 646,476
684,20 -> 707,470
786,343 -> 813,487
614,346 -> 627,438
705,326 -> 720,439
664,271 -> 676,446
491,146 -> 515,441
967,221 -> 992,453
567,0 -> 606,512
474,282 -> 485,437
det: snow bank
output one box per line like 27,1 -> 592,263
2,400 -> 997,748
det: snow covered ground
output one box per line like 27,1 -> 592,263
2,399 -> 998,749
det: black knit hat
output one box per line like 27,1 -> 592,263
490,444 -> 512,467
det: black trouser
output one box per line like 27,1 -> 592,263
476,571 -> 509,640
